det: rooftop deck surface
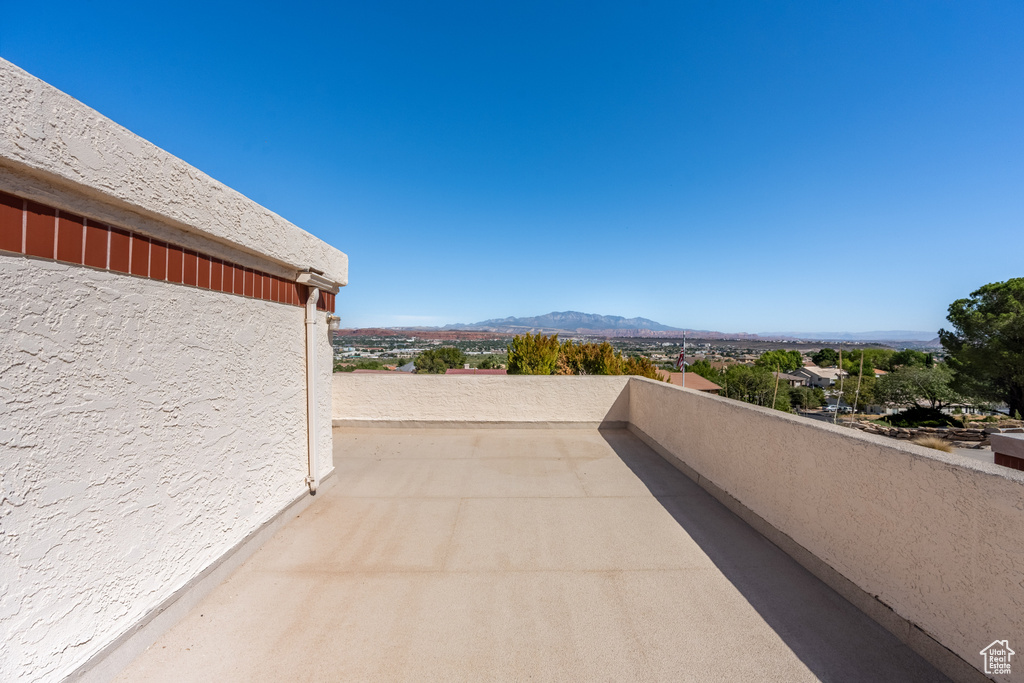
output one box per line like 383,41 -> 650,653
117,428 -> 947,682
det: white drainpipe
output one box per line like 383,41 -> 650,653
296,268 -> 339,496
304,285 -> 321,494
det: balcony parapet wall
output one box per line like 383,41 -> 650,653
332,374 -> 630,427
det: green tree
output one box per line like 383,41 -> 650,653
789,386 -> 825,410
622,355 -> 662,380
721,365 -> 777,408
414,347 -> 467,374
507,333 -> 560,375
477,355 -> 501,370
553,340 -> 664,379
889,349 -> 931,369
556,341 -> 621,375
940,278 -> 1024,416
812,348 -> 839,367
688,359 -> 723,383
835,372 -> 876,412
755,349 -> 803,373
874,365 -> 961,410
334,359 -> 387,373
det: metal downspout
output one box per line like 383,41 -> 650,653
304,286 -> 320,494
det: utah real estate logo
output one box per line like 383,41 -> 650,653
980,640 -> 1014,676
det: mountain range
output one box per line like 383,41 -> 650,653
441,311 -> 938,343
447,311 -> 682,333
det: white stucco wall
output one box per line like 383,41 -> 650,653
0,58 -> 346,285
627,377 -> 1024,680
0,257 -> 334,681
332,374 -> 630,425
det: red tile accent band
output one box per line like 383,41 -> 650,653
25,201 -> 56,259
130,233 -> 150,277
109,227 -> 131,273
995,453 -> 1024,471
56,211 -> 84,265
0,190 -> 337,311
0,192 -> 22,253
151,240 -> 168,281
84,219 -> 108,269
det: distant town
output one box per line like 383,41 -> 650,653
332,308 -> 1022,459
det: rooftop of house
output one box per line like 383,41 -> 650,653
114,426 -> 945,682
795,365 -> 847,378
657,370 -> 722,392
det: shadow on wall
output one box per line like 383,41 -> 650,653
603,382 -> 630,427
597,429 -> 949,683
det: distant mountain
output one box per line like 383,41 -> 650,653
446,311 -> 682,333
436,311 -> 938,344
758,330 -> 938,342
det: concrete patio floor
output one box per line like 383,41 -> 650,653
116,428 -> 947,682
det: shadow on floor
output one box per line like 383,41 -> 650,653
598,429 -> 950,683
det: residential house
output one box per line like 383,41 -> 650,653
792,365 -> 847,388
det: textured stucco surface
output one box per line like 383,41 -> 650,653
628,378 -> 1024,681
0,254 -> 334,682
0,58 -> 347,285
332,374 -> 630,425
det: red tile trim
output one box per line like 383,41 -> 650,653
150,240 -> 168,280
182,250 -> 198,286
197,253 -> 211,289
0,190 -> 329,308
995,453 -> 1024,471
56,210 -> 84,265
130,233 -> 150,277
109,227 -> 131,273
0,191 -> 22,253
210,258 -> 223,291
25,201 -> 56,259
167,244 -> 184,284
84,219 -> 109,269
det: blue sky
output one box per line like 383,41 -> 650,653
3,2 -> 1022,333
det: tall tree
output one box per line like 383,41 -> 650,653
889,349 -> 931,369
873,365 -> 961,410
755,349 -> 803,373
811,348 -> 839,367
688,359 -> 723,383
507,333 -> 560,375
940,278 -> 1024,416
414,347 -> 467,374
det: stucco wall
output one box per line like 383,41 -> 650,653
0,255 -> 334,682
627,377 -> 1024,680
0,58 -> 346,285
332,374 -> 630,425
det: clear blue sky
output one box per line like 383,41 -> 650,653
3,2 -> 1022,333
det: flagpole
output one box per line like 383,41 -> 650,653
682,333 -> 686,388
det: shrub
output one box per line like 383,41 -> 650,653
882,407 -> 958,428
415,347 -> 467,374
334,359 -> 386,373
507,333 -> 560,375
911,436 -> 953,453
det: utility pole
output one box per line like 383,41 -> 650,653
852,352 -> 865,418
772,363 -> 781,411
834,345 -> 843,425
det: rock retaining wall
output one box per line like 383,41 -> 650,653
848,422 -> 1024,446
